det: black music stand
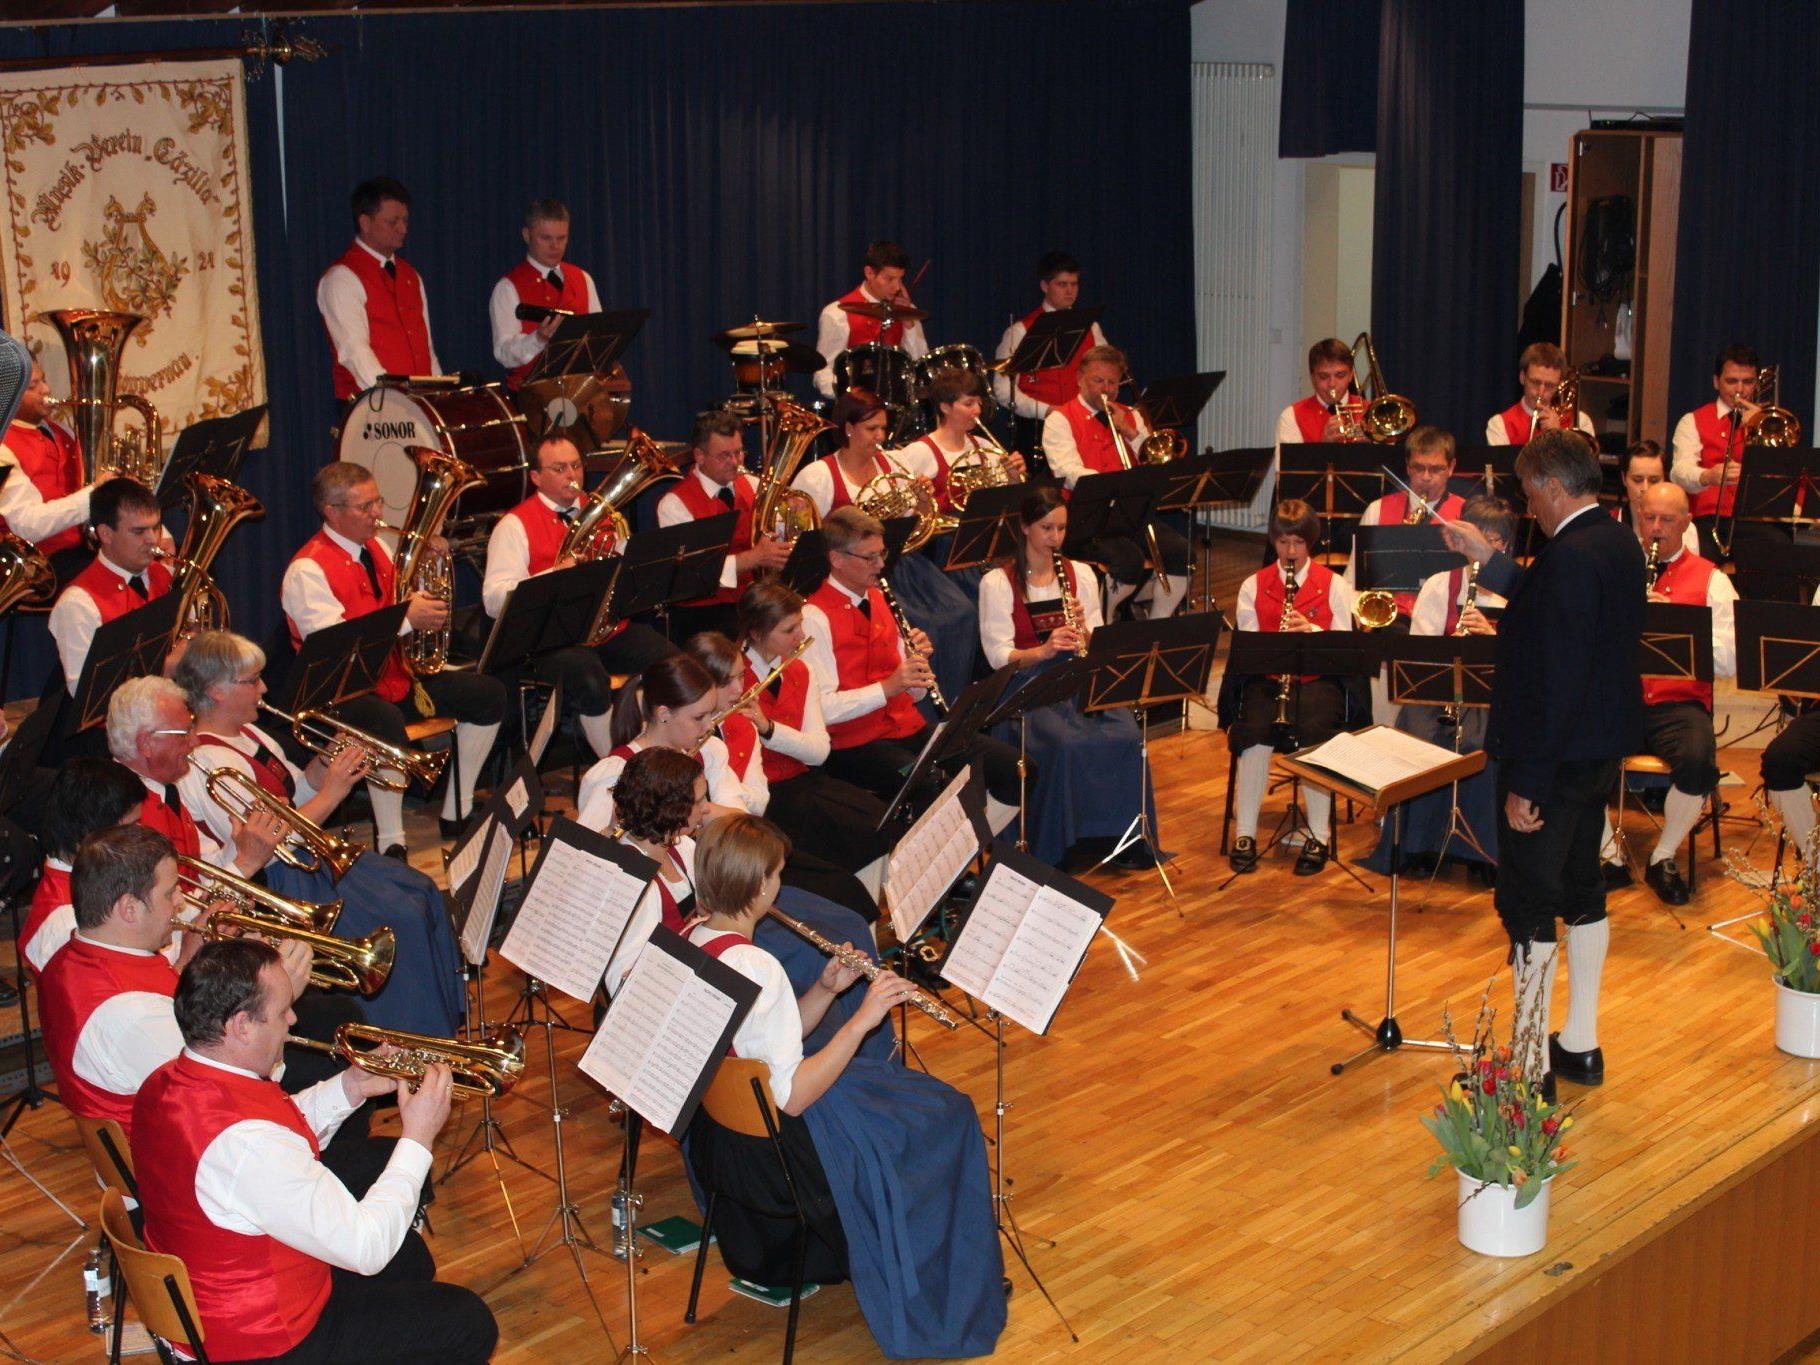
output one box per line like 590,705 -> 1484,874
70,591 -> 185,731
519,308 -> 649,447
271,605 -> 408,718
877,665 -> 1019,830
611,515 -> 733,635
780,515 -> 915,598
1731,537 -> 1820,604
155,405 -> 267,509
1382,633 -> 1500,868
983,658 -> 1091,867
1351,525 -> 1463,601
479,561 -> 620,678
1276,443 -> 1383,557
1737,600 -> 1820,699
943,484 -> 1028,572
1080,613 -> 1223,902
1137,372 -> 1224,438
1004,308 -> 1100,384
1721,445 -> 1820,549
1157,446 -> 1271,514
1062,465 -> 1170,557
1448,444 -> 1536,553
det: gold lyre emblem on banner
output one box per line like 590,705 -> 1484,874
82,193 -> 187,328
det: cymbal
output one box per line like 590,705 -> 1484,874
714,320 -> 804,344
838,299 -> 927,324
728,337 -> 824,374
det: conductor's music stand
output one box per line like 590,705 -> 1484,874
610,514 -> 733,638
1276,443 -> 1384,558
154,405 -> 267,509
1383,633 -> 1500,873
70,591 -> 185,731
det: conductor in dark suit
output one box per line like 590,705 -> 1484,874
1441,430 -> 1643,1099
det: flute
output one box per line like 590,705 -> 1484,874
766,907 -> 959,1030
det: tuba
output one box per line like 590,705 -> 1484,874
752,399 -> 829,544
561,427 -> 681,562
190,759 -> 362,881
383,446 -> 484,674
0,533 -> 55,616
1744,365 -> 1803,449
160,473 -> 264,636
37,309 -> 164,487
1350,333 -> 1417,444
286,1023 -> 526,1100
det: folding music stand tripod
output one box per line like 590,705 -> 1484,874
1276,443 -> 1385,562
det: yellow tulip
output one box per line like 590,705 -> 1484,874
1561,1117 -> 1575,1130
1508,1145 -> 1523,1158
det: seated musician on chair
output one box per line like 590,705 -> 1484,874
1596,483 -> 1736,906
1614,440 -> 1699,557
131,938 -> 497,1364
1344,425 -> 1466,611
0,358 -> 92,581
1220,499 -> 1362,877
1484,341 -> 1597,447
46,477 -> 176,702
812,239 -> 929,400
682,815 -> 1004,1360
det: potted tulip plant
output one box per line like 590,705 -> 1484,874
1752,856 -> 1820,1058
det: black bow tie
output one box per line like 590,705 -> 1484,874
383,258 -> 397,279
545,269 -> 563,291
1094,409 -> 1112,428
856,595 -> 871,619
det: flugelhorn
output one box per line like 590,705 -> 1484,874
189,759 -> 362,881
174,859 -> 393,994
259,701 -> 447,793
175,855 -> 341,933
684,636 -> 813,755
765,907 -> 958,1030
286,1022 -> 526,1099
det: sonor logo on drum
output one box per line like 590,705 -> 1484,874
362,421 -> 422,440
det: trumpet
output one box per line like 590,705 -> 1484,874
173,857 -> 393,995
176,855 -> 341,933
190,760 -> 362,881
259,701 -> 447,793
766,907 -> 958,1030
286,1022 -> 526,1100
684,636 -> 813,755
876,573 -> 947,716
1055,552 -> 1088,658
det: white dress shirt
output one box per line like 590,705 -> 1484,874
1670,398 -> 1743,496
67,934 -> 185,1100
744,644 -> 831,769
813,286 -> 929,397
799,577 -> 924,725
977,558 -> 1103,670
990,309 -> 1109,420
48,550 -> 155,694
280,525 -> 414,640
21,858 -> 76,976
1040,396 -> 1150,488
0,440 -> 89,545
488,257 -> 601,372
790,453 -> 890,519
684,924 -> 802,1108
1236,560 -> 1356,632
1654,550 -> 1739,680
480,492 -> 575,617
1409,570 -> 1508,637
315,239 -> 444,393
1483,401 -> 1597,445
182,726 -> 318,855
187,1050 -> 430,1276
655,467 -> 756,590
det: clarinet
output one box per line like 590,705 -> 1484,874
877,574 -> 948,716
1054,553 -> 1089,657
766,908 -> 959,1030
1439,562 -> 1480,729
1272,561 -> 1300,751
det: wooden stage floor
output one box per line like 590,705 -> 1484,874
4,726 -> 1820,1361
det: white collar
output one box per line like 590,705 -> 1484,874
859,283 -> 883,304
535,490 -> 569,514
136,772 -> 167,799
182,1047 -> 268,1081
48,856 -> 72,873
526,255 -> 564,276
827,576 -> 867,607
693,465 -> 732,496
96,550 -> 140,583
353,238 -> 393,268
73,930 -> 157,958
321,523 -> 366,559
743,642 -> 773,674
1554,502 -> 1601,535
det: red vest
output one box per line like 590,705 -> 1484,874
501,259 -> 593,388
132,1056 -> 334,1359
323,243 -> 433,401
62,556 -> 173,624
1643,553 -> 1718,709
650,845 -> 693,934
1291,394 -> 1334,443
1690,402 -> 1745,519
39,936 -> 177,1132
507,494 -> 572,577
1372,490 -> 1466,619
1006,559 -> 1080,650
288,530 -> 409,703
747,657 -> 814,783
138,787 -> 202,860
836,287 -> 905,349
20,862 -> 73,977
2,420 -> 84,552
199,729 -> 296,803
720,716 -> 760,785
1498,402 -> 1535,446
1440,566 -> 1469,636
670,472 -> 757,605
1059,399 -> 1135,475
1015,307 -> 1094,408
808,581 -> 925,749
817,452 -> 890,512
1253,561 -> 1337,682
913,435 -> 963,513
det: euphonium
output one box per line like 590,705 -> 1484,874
0,533 -> 55,616
683,636 -> 814,755
386,445 -> 484,674
37,308 -> 165,487
765,907 -> 958,1030
160,473 -> 264,636
175,855 -> 342,933
876,572 -> 947,715
1743,365 -> 1803,449
1055,552 -> 1088,658
563,427 -> 683,561
259,701 -> 447,792
752,399 -> 829,543
286,1023 -> 526,1100
190,759 -> 362,881
1350,333 -> 1417,443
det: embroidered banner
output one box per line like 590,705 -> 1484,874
0,58 -> 264,444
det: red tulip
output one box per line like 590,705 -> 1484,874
1482,1078 -> 1496,1095
1542,1118 -> 1560,1136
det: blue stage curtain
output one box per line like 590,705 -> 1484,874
1666,0 -> 1820,434
1367,0 -> 1524,438
1277,0 -> 1381,159
1,0 -> 1195,700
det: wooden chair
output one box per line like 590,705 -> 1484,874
99,1189 -> 211,1365
1613,753 -> 1722,892
684,1058 -> 813,1365
71,1116 -> 137,1363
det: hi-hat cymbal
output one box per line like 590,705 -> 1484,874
837,299 -> 927,324
714,320 -> 804,344
728,337 -> 824,374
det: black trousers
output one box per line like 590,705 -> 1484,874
822,732 -> 1023,810
217,1231 -> 496,1364
1494,758 -> 1619,946
496,622 -> 670,722
1762,710 -> 1820,793
1639,701 -> 1719,793
326,671 -> 508,766
766,770 -> 893,872
1083,522 -> 1189,589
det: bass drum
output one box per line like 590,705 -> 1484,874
833,343 -> 917,413
335,384 -> 529,531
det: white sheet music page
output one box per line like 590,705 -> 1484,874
501,838 -> 649,1001
530,682 -> 562,765
445,813 -> 490,902
579,949 -> 739,1135
1300,726 -> 1458,793
940,859 -> 1039,1001
984,886 -> 1100,1034
886,765 -> 979,943
457,822 -> 513,967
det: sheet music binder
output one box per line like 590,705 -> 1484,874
499,817 -> 659,1002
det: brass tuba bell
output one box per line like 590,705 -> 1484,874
36,309 -> 165,487
0,533 -> 56,616
752,399 -> 830,544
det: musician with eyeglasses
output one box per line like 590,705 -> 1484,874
46,477 -> 176,700
1344,425 -> 1467,618
131,938 -> 497,1365
281,462 -> 506,856
1485,342 -> 1597,447
1671,343 -> 1769,562
171,631 -> 467,1038
317,177 -> 443,404
0,358 -> 91,576
680,814 -> 1004,1360
1246,338 -> 1362,525
481,434 -> 671,760
488,197 -> 601,387
812,239 -> 929,399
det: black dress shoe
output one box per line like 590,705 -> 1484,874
1644,857 -> 1690,906
1539,1070 -> 1557,1105
1293,838 -> 1328,876
1110,841 -> 1158,871
1602,860 -> 1633,892
382,843 -> 409,863
439,816 -> 467,839
1228,836 -> 1259,874
1549,1032 -> 1604,1087
1468,861 -> 1497,889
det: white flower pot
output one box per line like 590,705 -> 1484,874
1456,1168 -> 1550,1257
1774,980 -> 1820,1059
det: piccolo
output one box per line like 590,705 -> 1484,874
766,907 -> 959,1030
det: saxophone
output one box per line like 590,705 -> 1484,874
1054,553 -> 1088,657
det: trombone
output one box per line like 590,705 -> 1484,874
190,760 -> 363,881
1349,333 -> 1418,443
259,701 -> 447,793
1101,393 -> 1172,595
286,1022 -> 526,1100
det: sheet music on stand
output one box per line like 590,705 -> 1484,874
1294,726 -> 1466,799
500,818 -> 658,1002
886,765 -> 991,944
578,928 -> 759,1137
529,680 -> 562,765
457,819 -> 515,968
936,846 -> 1112,1036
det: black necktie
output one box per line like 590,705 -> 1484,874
357,546 -> 383,599
856,595 -> 871,619
767,673 -> 783,698
556,506 -> 577,525
383,258 -> 397,280
545,269 -> 564,292
716,487 -> 736,510
161,784 -> 182,816
127,573 -> 149,601
1095,409 -> 1112,428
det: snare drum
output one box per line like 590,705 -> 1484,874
833,343 -> 916,413
335,383 -> 529,529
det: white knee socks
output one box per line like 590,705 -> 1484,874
1106,578 -> 1138,619
1651,786 -> 1705,864
1772,785 -> 1818,854
368,782 -> 406,852
1512,940 -> 1560,1076
1557,919 -> 1609,1053
1138,572 -> 1189,621
1234,745 -> 1272,838
1304,785 -> 1333,842
579,710 -> 615,759
441,721 -> 502,821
